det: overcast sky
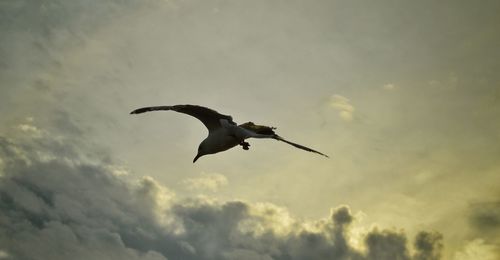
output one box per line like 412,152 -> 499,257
1,1 -> 499,259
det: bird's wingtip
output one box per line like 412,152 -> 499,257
130,109 -> 140,115
316,151 -> 330,158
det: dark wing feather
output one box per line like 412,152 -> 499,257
130,105 -> 235,132
239,122 -> 276,135
273,135 -> 329,158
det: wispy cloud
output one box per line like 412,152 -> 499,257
0,250 -> 8,259
183,172 -> 228,192
453,239 -> 497,260
382,83 -> 397,91
330,94 -> 355,122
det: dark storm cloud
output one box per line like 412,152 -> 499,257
468,200 -> 500,243
469,201 -> 500,230
0,137 -> 171,259
0,128 -> 443,260
364,229 -> 410,260
413,232 -> 443,260
364,230 -> 443,260
463,200 -> 500,259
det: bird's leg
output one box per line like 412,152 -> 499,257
240,141 -> 250,150
228,132 -> 250,150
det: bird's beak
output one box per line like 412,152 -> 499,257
193,153 -> 201,163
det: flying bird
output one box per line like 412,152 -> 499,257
130,105 -> 329,162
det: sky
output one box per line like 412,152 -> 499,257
1,0 -> 499,259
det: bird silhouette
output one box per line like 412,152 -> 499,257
130,104 -> 328,162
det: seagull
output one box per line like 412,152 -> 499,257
130,104 -> 329,162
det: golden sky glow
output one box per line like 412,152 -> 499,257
1,1 -> 499,259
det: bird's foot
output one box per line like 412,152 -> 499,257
240,141 -> 250,150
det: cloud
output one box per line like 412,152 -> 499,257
468,200 -> 500,236
330,94 -> 355,122
364,229 -> 410,260
0,126 -> 444,260
0,250 -> 8,259
183,172 -> 228,192
453,239 -> 497,260
1,1 -> 498,259
413,231 -> 443,260
382,83 -> 397,91
463,199 -> 500,259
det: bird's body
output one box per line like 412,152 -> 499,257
130,104 -> 328,162
200,126 -> 241,154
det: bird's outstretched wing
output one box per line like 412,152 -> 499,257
240,122 -> 329,158
130,105 -> 235,132
273,135 -> 329,158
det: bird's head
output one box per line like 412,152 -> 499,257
193,143 -> 208,163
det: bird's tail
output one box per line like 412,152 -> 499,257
273,135 -> 330,158
240,122 -> 329,158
